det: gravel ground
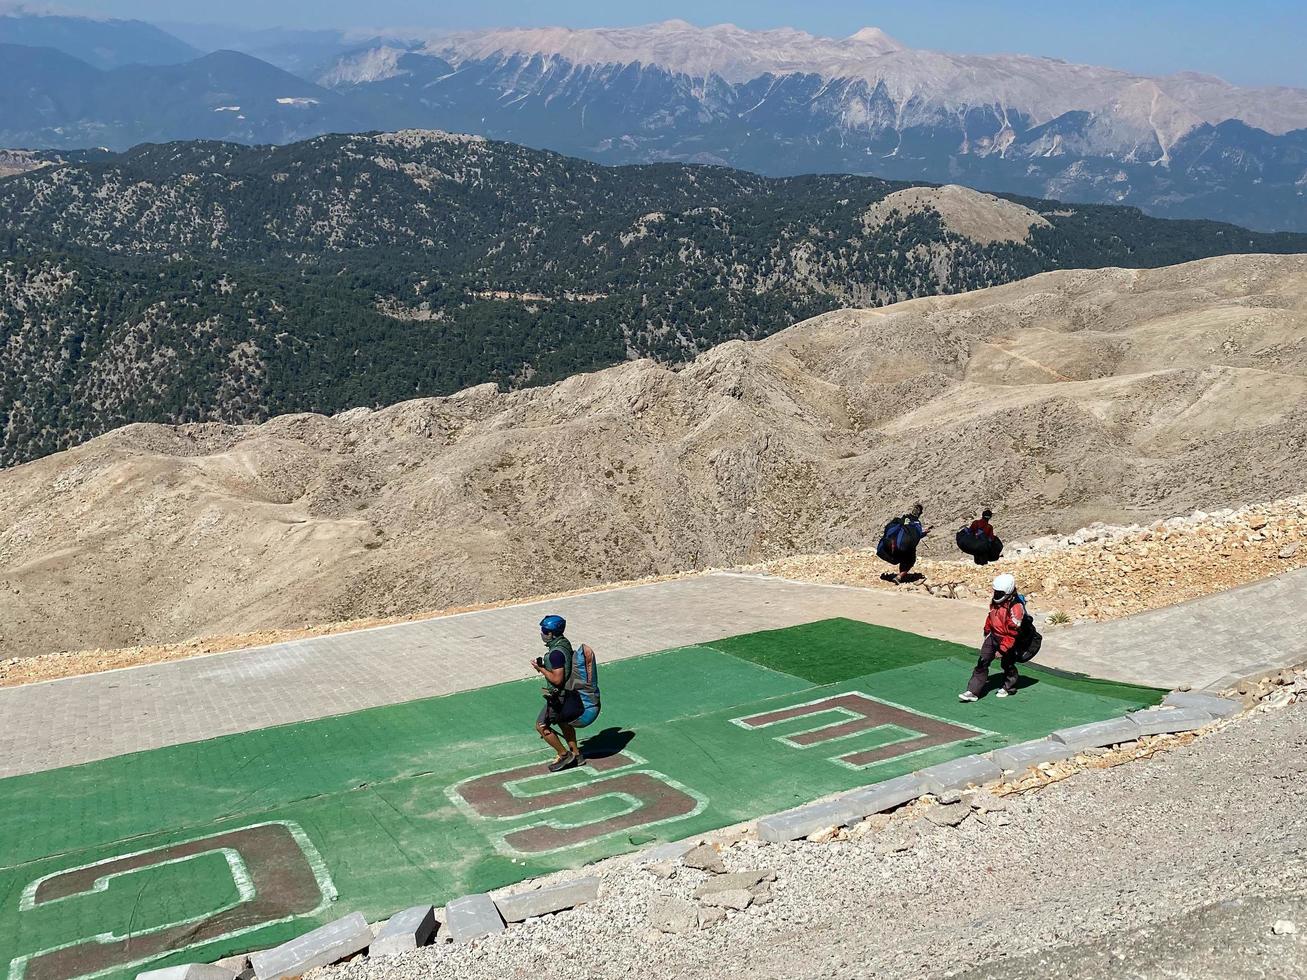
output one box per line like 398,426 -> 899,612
315,692 -> 1307,980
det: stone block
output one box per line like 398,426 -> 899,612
1050,717 -> 1140,751
370,905 -> 437,959
694,869 -> 773,898
835,773 -> 926,823
444,893 -> 505,943
639,838 -> 699,863
495,877 -> 600,922
698,888 -> 752,911
915,754 -> 1002,795
990,738 -> 1077,773
1162,691 -> 1241,718
648,896 -> 697,935
138,965 -> 238,980
250,913 -> 371,980
756,797 -> 861,843
1127,705 -> 1216,736
682,843 -> 726,872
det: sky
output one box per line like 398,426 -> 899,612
42,0 -> 1307,88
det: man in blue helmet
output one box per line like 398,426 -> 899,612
531,614 -> 601,772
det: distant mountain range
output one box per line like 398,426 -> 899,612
3,129 -> 1306,467
2,13 -> 1306,230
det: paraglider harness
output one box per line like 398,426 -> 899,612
877,516 -> 923,565
1012,593 -> 1042,663
542,639 -> 601,717
956,525 -> 1003,565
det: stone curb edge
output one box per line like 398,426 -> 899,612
752,689 -> 1242,843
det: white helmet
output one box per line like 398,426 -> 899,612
992,573 -> 1016,596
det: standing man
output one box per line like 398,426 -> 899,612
959,573 -> 1025,701
531,614 -> 601,772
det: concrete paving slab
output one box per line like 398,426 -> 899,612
916,755 -> 1003,795
757,798 -> 864,843
1051,717 -> 1141,750
137,965 -> 238,980
445,894 -> 506,943
370,905 -> 437,959
1162,691 -> 1242,717
494,877 -> 600,922
989,738 -> 1078,773
249,912 -> 371,980
1040,567 -> 1307,689
834,774 -> 926,823
1128,705 -> 1217,736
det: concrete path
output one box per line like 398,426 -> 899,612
1040,566 -> 1307,689
5,567 -> 1303,781
0,573 -> 982,779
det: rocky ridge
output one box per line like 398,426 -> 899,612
2,252 -> 1305,659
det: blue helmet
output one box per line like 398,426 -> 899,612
539,615 -> 566,635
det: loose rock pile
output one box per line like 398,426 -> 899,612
643,843 -> 776,936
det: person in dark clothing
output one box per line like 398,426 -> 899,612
879,502 -> 931,583
959,573 -> 1024,701
967,508 -> 1004,564
531,614 -> 601,772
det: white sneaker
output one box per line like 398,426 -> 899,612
958,692 -> 979,702
996,689 -> 1013,698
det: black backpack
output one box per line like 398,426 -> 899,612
1014,594 -> 1042,663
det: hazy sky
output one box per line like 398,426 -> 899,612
60,0 -> 1307,88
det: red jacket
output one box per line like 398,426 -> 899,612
984,597 -> 1026,653
970,518 -> 996,540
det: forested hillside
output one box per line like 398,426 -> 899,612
3,129 -> 1306,466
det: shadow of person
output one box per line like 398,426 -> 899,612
982,674 -> 1040,696
580,727 -> 635,759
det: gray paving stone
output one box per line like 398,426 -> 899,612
1038,566 -> 1307,690
835,773 -> 926,823
1162,691 -> 1241,717
249,912 -> 371,980
495,877 -> 600,922
1050,716 -> 1141,751
370,905 -> 437,958
1128,705 -> 1217,736
639,838 -> 699,863
990,738 -> 1077,773
138,965 -> 238,980
444,893 -> 506,942
757,797 -> 864,842
916,754 -> 1003,795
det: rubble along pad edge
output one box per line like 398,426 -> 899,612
0,618 -> 1162,980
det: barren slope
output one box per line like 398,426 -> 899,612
2,253 -> 1305,658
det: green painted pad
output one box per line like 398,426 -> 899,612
0,619 -> 1163,980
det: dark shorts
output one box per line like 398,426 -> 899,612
538,692 -> 584,728
537,692 -> 600,729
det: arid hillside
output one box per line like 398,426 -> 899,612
3,252 -> 1305,657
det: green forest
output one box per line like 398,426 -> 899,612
3,131 -> 1306,466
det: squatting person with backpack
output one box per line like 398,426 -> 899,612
531,614 -> 601,772
877,503 -> 931,583
959,573 -> 1029,701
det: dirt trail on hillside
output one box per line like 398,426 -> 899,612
3,253 -> 1307,659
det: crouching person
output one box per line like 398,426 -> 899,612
959,574 -> 1024,702
532,614 -> 601,772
